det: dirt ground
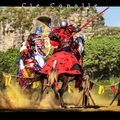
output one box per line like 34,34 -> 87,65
0,106 -> 120,112
0,83 -> 120,112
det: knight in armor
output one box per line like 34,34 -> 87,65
49,20 -> 84,67
19,26 -> 46,72
48,20 -> 85,90
18,26 -> 46,88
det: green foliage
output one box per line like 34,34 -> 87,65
0,48 -> 19,76
84,35 -> 120,79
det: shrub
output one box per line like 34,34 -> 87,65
0,48 -> 19,76
84,35 -> 120,79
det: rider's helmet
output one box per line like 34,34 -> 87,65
59,20 -> 68,28
27,26 -> 43,42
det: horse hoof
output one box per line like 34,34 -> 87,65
62,105 -> 67,109
61,104 -> 67,108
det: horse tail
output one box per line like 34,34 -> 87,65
48,60 -> 58,85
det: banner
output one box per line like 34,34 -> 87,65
111,86 -> 117,94
2,72 -> 12,86
98,85 -> 104,95
68,85 -> 74,93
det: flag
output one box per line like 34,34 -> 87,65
98,85 -> 104,95
111,86 -> 117,94
32,81 -> 41,89
2,72 -> 11,86
68,84 -> 74,93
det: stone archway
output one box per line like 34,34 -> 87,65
31,16 -> 52,35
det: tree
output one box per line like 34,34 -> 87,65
84,35 -> 120,79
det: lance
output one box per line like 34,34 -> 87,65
68,7 -> 109,39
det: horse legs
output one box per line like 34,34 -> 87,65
35,78 -> 47,102
40,79 -> 48,101
58,79 -> 69,108
57,75 -> 75,108
52,80 -> 67,108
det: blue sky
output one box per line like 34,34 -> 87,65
97,7 -> 120,27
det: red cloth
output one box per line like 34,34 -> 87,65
19,78 -> 26,88
24,49 -> 30,54
49,25 -> 75,44
25,41 -> 30,46
40,51 -> 81,75
50,40 -> 59,47
54,81 -> 59,90
24,56 -> 34,68
111,86 -> 117,94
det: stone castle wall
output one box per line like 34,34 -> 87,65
0,7 -> 105,52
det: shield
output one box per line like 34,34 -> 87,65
37,16 -> 52,56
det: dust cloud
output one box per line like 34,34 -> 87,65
0,80 -> 118,110
0,81 -> 61,109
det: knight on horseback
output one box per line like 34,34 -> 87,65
38,20 -> 85,107
48,20 -> 84,89
38,7 -> 109,107
18,26 -> 46,89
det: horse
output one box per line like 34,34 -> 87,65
17,34 -> 47,100
39,50 -> 84,108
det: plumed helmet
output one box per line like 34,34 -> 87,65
35,26 -> 42,34
59,20 -> 68,28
